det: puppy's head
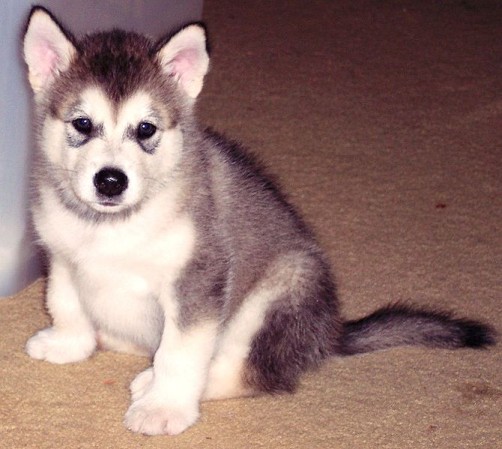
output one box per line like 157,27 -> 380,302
23,7 -> 209,219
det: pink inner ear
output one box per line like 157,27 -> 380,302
34,43 -> 60,78
170,49 -> 200,79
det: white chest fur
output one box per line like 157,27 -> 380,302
34,188 -> 196,348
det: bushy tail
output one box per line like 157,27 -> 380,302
340,303 -> 496,356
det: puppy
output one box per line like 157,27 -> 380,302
23,6 -> 495,435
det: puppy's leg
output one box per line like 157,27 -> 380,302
204,250 -> 338,400
26,257 -> 96,364
202,286 -> 275,401
124,290 -> 218,436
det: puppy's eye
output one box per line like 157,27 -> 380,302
137,122 -> 157,140
72,117 -> 93,135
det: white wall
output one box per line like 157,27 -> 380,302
0,0 -> 203,297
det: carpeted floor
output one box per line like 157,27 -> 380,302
1,1 -> 501,448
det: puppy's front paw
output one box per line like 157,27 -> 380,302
26,327 -> 96,364
130,367 -> 154,401
124,396 -> 199,436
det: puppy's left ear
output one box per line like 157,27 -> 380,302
156,24 -> 209,99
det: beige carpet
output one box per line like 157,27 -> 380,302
1,0 -> 501,447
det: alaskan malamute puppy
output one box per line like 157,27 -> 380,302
23,6 -> 495,436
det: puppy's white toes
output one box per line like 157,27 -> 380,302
26,327 -> 95,364
124,396 -> 199,436
130,367 -> 154,401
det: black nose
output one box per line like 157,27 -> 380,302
93,167 -> 128,197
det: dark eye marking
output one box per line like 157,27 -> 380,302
72,117 -> 93,135
137,121 -> 157,140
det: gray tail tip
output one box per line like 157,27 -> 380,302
461,321 -> 497,348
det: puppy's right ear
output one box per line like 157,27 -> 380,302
23,7 -> 77,95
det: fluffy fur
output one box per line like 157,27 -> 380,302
23,5 -> 495,436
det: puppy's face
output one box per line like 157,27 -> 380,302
40,86 -> 183,216
24,7 -> 209,218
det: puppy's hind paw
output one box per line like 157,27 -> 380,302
124,398 -> 199,436
130,367 -> 154,401
26,327 -> 96,364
